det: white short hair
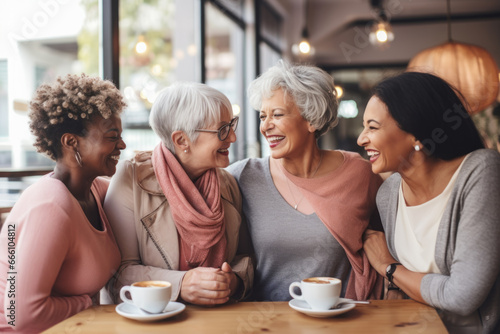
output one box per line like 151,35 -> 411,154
248,60 -> 338,137
149,82 -> 232,151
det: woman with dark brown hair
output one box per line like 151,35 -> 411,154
0,74 -> 127,332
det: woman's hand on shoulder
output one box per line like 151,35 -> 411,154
180,264 -> 235,306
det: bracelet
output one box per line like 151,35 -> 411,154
387,282 -> 400,291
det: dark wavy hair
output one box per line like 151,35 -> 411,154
29,74 -> 126,160
374,72 -> 485,160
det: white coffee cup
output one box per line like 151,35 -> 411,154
120,280 -> 172,314
289,277 -> 341,310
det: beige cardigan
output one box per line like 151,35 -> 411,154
103,151 -> 253,303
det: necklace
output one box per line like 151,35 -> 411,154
279,152 -> 323,210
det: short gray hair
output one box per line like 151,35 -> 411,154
149,82 -> 232,151
248,60 -> 338,137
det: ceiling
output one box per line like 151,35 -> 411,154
272,0 -> 500,70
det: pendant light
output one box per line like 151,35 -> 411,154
291,0 -> 315,57
407,0 -> 499,114
369,20 -> 394,46
369,1 -> 394,46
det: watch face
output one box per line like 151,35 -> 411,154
386,264 -> 392,274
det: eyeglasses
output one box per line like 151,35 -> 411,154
195,116 -> 239,141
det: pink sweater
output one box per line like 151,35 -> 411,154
0,175 -> 121,333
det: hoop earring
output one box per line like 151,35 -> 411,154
414,145 -> 421,152
75,151 -> 83,167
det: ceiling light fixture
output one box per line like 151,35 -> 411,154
292,0 -> 315,57
369,21 -> 394,45
369,0 -> 394,46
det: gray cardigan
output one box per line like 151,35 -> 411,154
377,149 -> 500,334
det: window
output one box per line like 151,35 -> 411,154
1,0 -> 101,168
214,0 -> 244,18
1,0 -> 287,168
257,1 -> 283,157
259,2 -> 281,53
0,60 -> 7,138
119,0 -> 175,129
118,0 -> 199,160
204,0 -> 246,161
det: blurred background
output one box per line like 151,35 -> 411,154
1,0 -> 499,212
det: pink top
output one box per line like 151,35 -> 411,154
0,175 -> 121,333
287,151 -> 383,300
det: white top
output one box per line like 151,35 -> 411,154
394,156 -> 469,273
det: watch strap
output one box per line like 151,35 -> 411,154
387,282 -> 400,291
386,262 -> 401,284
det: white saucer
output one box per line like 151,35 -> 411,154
288,298 -> 356,318
116,301 -> 186,322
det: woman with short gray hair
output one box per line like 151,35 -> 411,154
227,60 -> 383,302
248,60 -> 338,138
104,82 -> 253,306
150,82 -> 233,152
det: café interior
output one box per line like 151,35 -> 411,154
1,0 -> 500,216
1,0 -> 500,332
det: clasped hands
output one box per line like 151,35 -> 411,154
180,262 -> 239,306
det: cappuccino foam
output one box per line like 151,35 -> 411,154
133,281 -> 169,288
303,277 -> 335,284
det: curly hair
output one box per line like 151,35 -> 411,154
29,73 -> 126,160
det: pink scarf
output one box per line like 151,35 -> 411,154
152,143 -> 227,270
282,151 -> 383,300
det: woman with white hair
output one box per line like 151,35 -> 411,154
227,60 -> 383,301
104,82 -> 252,306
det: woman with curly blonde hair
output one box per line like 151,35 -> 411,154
0,73 -> 127,332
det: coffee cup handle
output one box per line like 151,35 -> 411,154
289,282 -> 305,300
120,286 -> 134,305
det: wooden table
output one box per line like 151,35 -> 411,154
43,300 -> 447,333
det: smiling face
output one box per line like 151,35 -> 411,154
187,109 -> 236,176
259,88 -> 315,159
357,96 -> 415,174
77,114 -> 126,177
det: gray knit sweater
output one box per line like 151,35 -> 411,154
377,149 -> 500,334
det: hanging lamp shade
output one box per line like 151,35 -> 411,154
407,42 -> 499,115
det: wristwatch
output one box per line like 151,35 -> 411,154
386,263 -> 401,284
